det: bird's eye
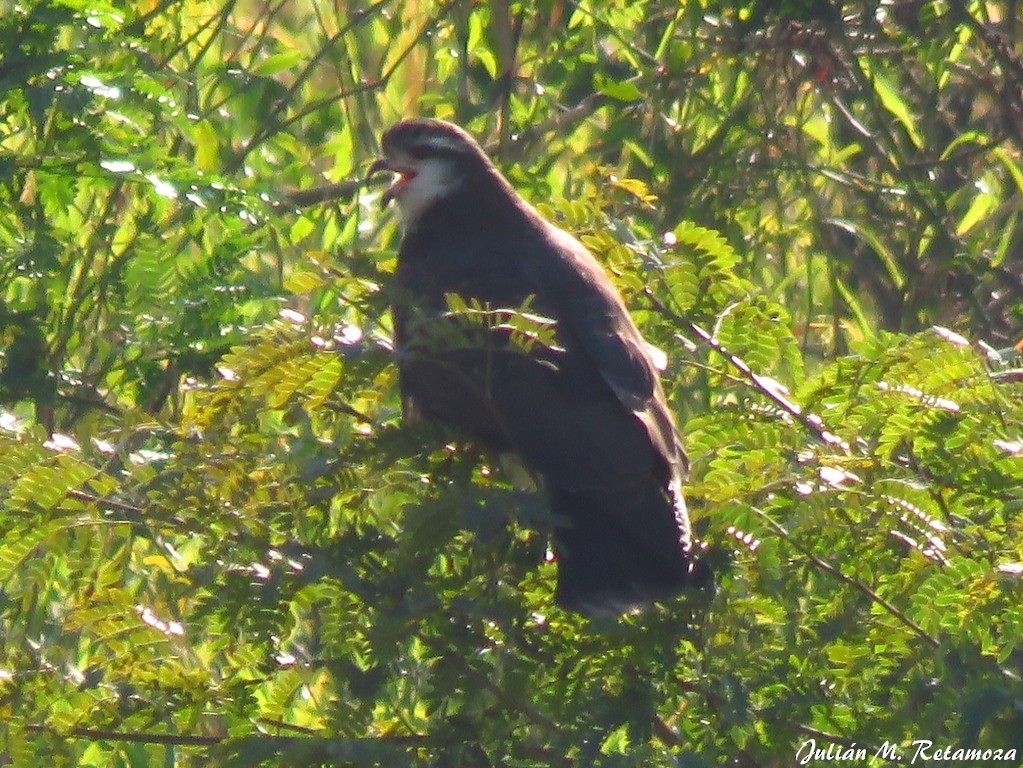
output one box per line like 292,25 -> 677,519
407,145 -> 434,160
404,139 -> 465,160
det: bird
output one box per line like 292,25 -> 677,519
368,118 -> 710,616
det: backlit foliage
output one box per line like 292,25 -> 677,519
2,1 -> 1023,766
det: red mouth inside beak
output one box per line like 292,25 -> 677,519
381,168 -> 417,207
368,158 -> 417,208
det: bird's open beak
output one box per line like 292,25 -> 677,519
367,157 -> 416,208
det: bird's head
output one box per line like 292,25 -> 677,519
367,119 -> 499,228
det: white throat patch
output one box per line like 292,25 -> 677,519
392,157 -> 460,229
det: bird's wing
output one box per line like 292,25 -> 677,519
538,228 -> 656,403
528,224 -> 689,476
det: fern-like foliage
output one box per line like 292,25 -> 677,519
3,2 -> 1023,766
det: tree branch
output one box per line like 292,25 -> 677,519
643,288 -> 848,451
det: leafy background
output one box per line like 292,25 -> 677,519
2,0 -> 1023,765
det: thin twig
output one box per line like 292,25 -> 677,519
228,0 -> 395,170
23,724 -> 223,746
643,288 -> 848,451
748,505 -> 941,649
66,489 -> 143,515
278,178 -> 384,208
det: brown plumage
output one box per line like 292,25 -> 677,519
370,118 -> 710,615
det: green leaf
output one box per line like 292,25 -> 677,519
593,73 -> 642,101
252,50 -> 304,76
871,69 -> 924,148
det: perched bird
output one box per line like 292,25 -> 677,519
369,118 -> 710,615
